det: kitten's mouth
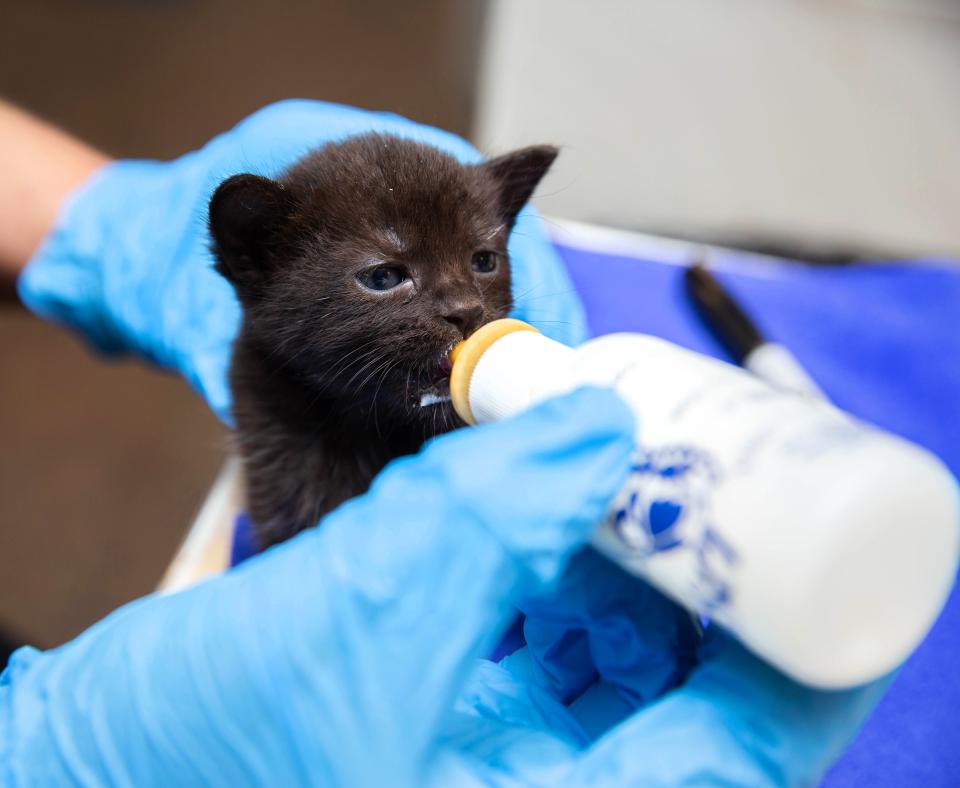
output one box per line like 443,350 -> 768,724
417,350 -> 454,407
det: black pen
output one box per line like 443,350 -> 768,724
684,263 -> 825,398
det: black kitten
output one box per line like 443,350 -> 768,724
210,133 -> 557,547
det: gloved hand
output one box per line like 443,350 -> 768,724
0,389 -> 885,786
17,100 -> 587,423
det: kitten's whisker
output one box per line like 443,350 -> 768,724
509,284 -> 541,304
324,340 -> 386,387
340,351 -> 390,392
268,333 -> 381,386
512,288 -> 579,304
371,358 -> 399,405
355,355 -> 396,397
330,347 -> 381,383
299,345 -> 384,415
368,358 -> 401,436
326,336 -> 382,371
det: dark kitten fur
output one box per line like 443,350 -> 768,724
210,133 -> 557,547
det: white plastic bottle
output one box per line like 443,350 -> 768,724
449,320 -> 960,689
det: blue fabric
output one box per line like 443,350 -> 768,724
230,513 -> 261,567
554,236 -> 960,786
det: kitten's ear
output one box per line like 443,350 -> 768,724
209,174 -> 293,289
483,145 -> 559,228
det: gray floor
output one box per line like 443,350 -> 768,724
0,0 -> 484,649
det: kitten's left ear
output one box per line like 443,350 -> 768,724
483,145 -> 559,228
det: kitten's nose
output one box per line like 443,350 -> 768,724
442,303 -> 484,337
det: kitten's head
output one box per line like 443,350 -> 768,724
210,133 -> 556,427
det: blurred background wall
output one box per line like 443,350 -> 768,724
1,0 -> 957,654
477,0 -> 960,258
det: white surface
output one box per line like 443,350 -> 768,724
477,0 -> 960,255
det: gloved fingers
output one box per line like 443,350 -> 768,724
218,387 -> 635,770
206,99 -> 483,178
16,155 -> 244,424
503,549 -> 699,717
566,627 -> 890,787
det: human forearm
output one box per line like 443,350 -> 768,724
0,100 -> 109,277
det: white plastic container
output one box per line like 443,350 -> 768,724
449,320 -> 960,689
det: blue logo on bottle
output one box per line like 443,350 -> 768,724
612,447 -> 713,554
610,446 -> 738,613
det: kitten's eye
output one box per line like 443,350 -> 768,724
357,265 -> 407,291
472,251 -> 498,274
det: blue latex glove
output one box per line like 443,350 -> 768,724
17,100 -> 588,423
0,389 -> 885,785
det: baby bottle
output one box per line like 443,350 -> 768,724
449,320 -> 959,689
